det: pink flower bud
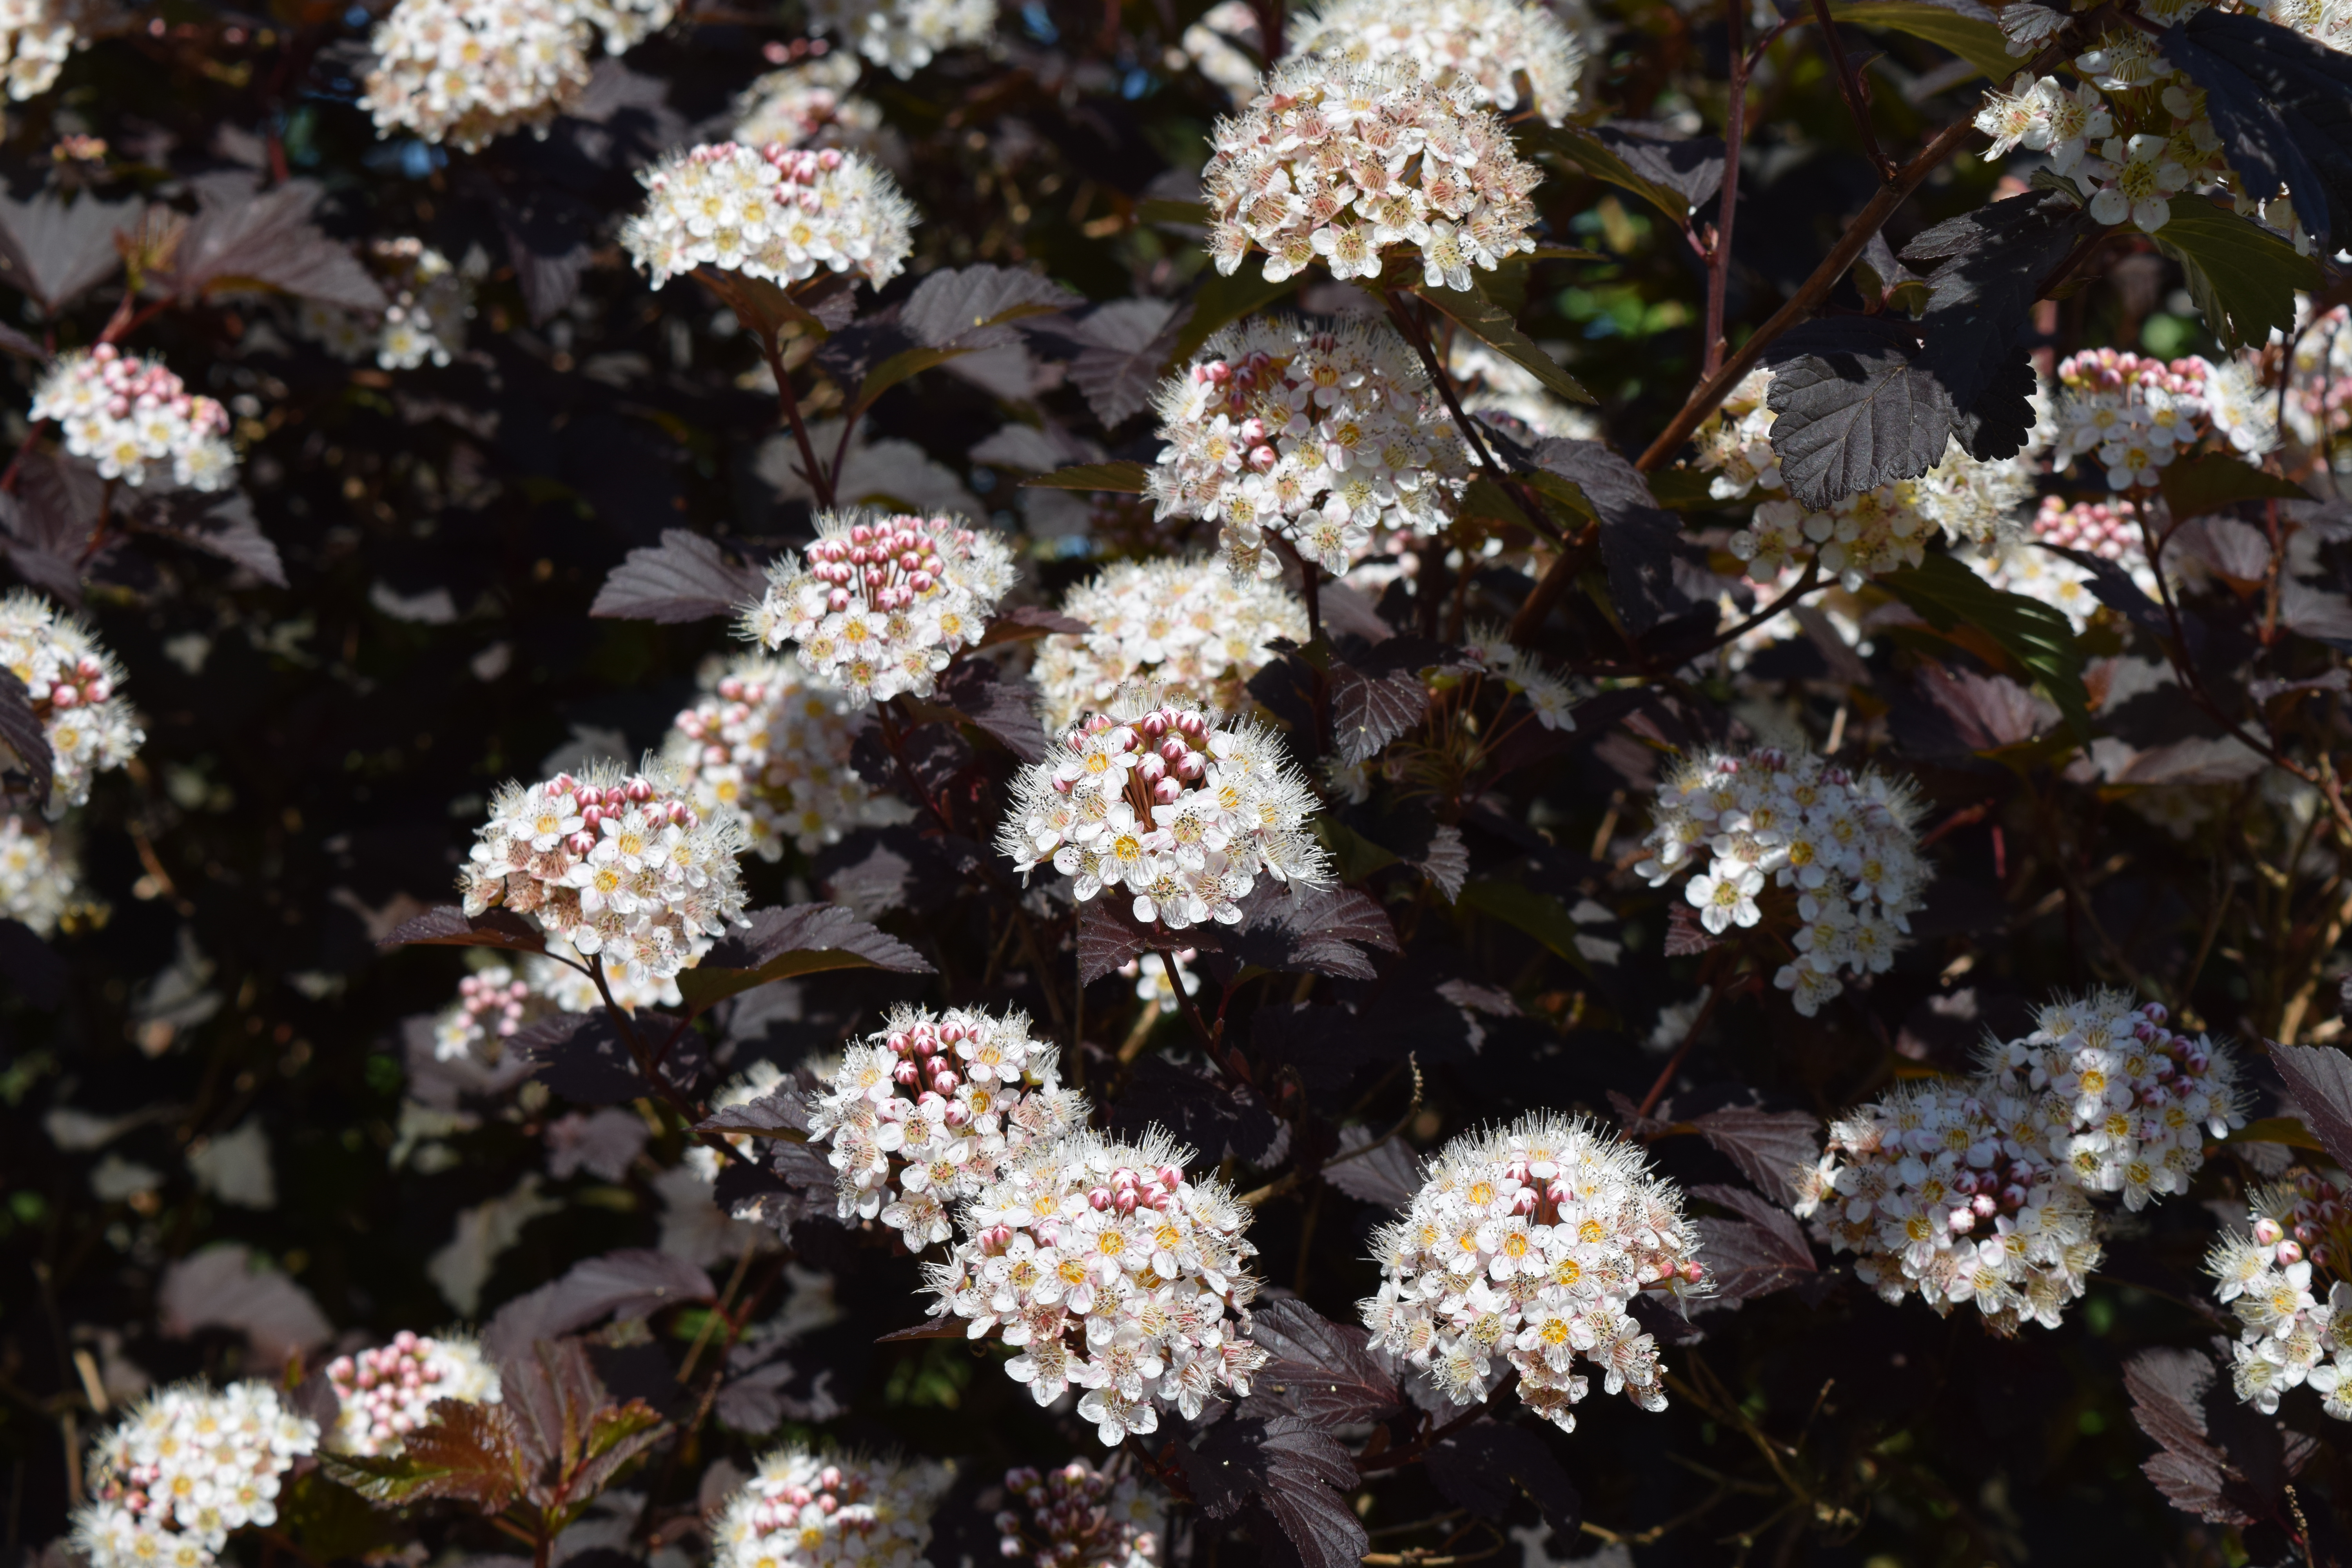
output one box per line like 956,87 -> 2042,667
894,1062 -> 921,1086
2278,1239 -> 2305,1265
2255,1217 -> 2285,1245
1153,777 -> 1184,804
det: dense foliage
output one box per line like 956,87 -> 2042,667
3,0 -> 2352,1563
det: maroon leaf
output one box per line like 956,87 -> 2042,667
694,1089 -> 811,1140
513,1009 -> 708,1105
133,491 -> 287,587
157,1244 -> 333,1362
319,1399 -> 527,1510
1662,905 -> 1718,956
590,530 -> 767,624
1425,1419 -> 1581,1538
978,604 -> 1092,644
1244,1298 -> 1401,1424
380,905 -> 548,954
165,176 -> 386,311
1327,659 -> 1427,767
2124,1343 -> 2317,1526
0,666 -> 54,808
1687,1183 -> 1817,1308
1174,1414 -> 1358,1521
485,1253 -> 716,1363
1228,882 -> 1400,980
1607,1090 -> 1672,1139
0,191 -> 139,312
876,1319 -> 966,1342
2268,1040 -> 2352,1173
1408,823 -> 1468,903
1078,898 -> 1172,985
1067,297 -> 1185,427
1688,1107 -> 1820,1205
1319,1123 -> 1421,1210
679,902 -> 932,1008
898,263 -> 1084,351
1256,1485 -> 1370,1568
1918,665 -> 2048,750
931,659 -> 1048,761
544,1108 -> 651,1181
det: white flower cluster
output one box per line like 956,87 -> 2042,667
2210,1174 -> 2352,1418
30,345 -> 235,492
303,240 -> 474,370
364,0 -> 584,152
1202,54 -> 1541,289
0,813 -> 75,935
806,0 -> 993,76
0,588 -> 142,817
430,946 -> 679,1063
0,0 -> 85,101
1033,557 -> 1305,728
1639,747 -> 1926,1016
1973,494 -> 2160,632
998,682 -> 1332,931
923,1127 -> 1269,1445
2285,301 -> 2352,457
1795,992 -> 2243,1333
734,50 -> 891,156
805,1004 -> 1087,1246
1465,622 -> 1577,731
456,760 -> 750,985
622,142 -> 916,293
1696,369 -> 2035,591
2050,347 -> 2274,493
749,509 -> 1014,707
1361,1113 -> 1704,1433
325,1332 -> 503,1457
1287,0 -> 1583,122
712,1447 -> 949,1568
995,1460 -> 1164,1568
1144,317 -> 1471,581
72,1381 -> 319,1568
662,655 -> 891,860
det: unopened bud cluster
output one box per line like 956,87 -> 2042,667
1641,746 -> 1926,1017
662,655 -> 890,859
751,509 -> 1014,707
2052,348 -> 2274,493
325,1332 -> 502,1457
998,682 -> 1332,931
2209,1174 -> 2352,1420
303,239 -> 474,370
1034,557 -> 1305,728
1796,992 -> 2241,1333
362,0 -> 675,151
807,1005 -> 1087,1246
924,1127 -> 1268,1446
1286,0 -> 1583,122
1146,317 -> 1470,582
806,0 -> 993,77
995,1460 -> 1164,1568
712,1447 -> 949,1568
72,1381 -> 319,1568
1362,1113 -> 1702,1432
1,588 -> 142,817
0,0 -> 85,102
1202,55 -> 1540,289
432,946 -> 679,1064
31,345 -> 236,492
457,760 -> 749,985
1974,494 -> 2163,632
1465,623 -> 1577,731
623,141 -> 915,293
0,813 -> 76,935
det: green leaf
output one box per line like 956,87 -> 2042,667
1645,466 -> 1723,510
1456,880 -> 1592,972
1519,124 -> 1699,225
1413,278 -> 1593,405
2151,194 -> 2321,351
1311,817 -> 1401,881
690,267 -> 832,344
854,344 -> 967,411
1172,265 -> 1298,363
2221,1115 -> 2327,1152
2159,451 -> 2310,522
1829,0 -> 2016,83
1880,552 -> 2092,743
277,1470 -> 397,1560
1137,198 -> 1210,227
1020,459 -> 1151,492
677,945 -> 913,1009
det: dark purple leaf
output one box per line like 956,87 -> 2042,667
590,530 -> 766,624
0,916 -> 64,1008
2279,582 -> 2352,646
485,1251 -> 716,1363
1759,315 -> 1949,512
1906,191 -> 2092,463
898,264 -> 1085,350
2268,1041 -> 2352,1173
319,1399 -> 526,1510
0,191 -> 139,312
1662,904 -> 1718,956
0,321 -> 40,357
1919,665 -> 2048,750
157,1243 -> 334,1362
0,666 -> 53,808
2161,9 -> 2352,252
512,1009 -> 710,1105
931,659 -> 1048,761
2042,544 -> 2167,634
1256,1485 -> 1370,1568
380,905 -> 548,954
1529,438 -> 1691,632
134,491 -> 287,586
544,1108 -> 650,1181
1067,298 -> 1185,427
978,604 -> 1092,644
1109,1054 -> 1283,1163
1408,823 -> 1468,903
679,902 -> 932,1009
2124,1345 -> 2314,1524
1687,1183 -> 1817,1308
2161,454 -> 2307,526
1227,881 -> 1400,980
165,176 -> 386,311
1425,1419 -> 1581,1538
1174,1414 -> 1359,1522
694,1090 -> 811,1139
1320,1124 -> 1421,1210
5,451 -> 98,604
1688,1107 -> 1820,1204
1245,1298 -> 1401,1424
715,1347 -> 845,1432
1327,658 -> 1426,767
1078,898 -> 1158,985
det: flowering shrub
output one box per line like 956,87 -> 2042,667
29,347 -> 234,492
711,1448 -> 950,1568
1286,0 -> 1583,122
2210,1172 -> 2352,1417
73,1383 -> 318,1568
1033,557 -> 1304,727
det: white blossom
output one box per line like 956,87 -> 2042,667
0,0 -> 89,101
711,1448 -> 949,1568
0,588 -> 142,817
301,239 -> 475,370
362,0 -> 601,152
1464,622 -> 1578,731
662,654 -> 898,860
325,1332 -> 502,1457
2209,1171 -> 2352,1421
30,345 -> 236,493
1033,557 -> 1305,728
805,0 -> 993,77
72,1381 -> 319,1568
0,812 -> 76,935
623,141 -> 916,294
1286,0 -> 1583,122
733,49 -> 895,160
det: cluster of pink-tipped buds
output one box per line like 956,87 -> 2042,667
2032,495 -> 2143,562
886,1017 -> 975,1125
2057,347 -> 2210,401
2262,1172 -> 2348,1272
67,343 -> 227,433
806,521 -> 958,612
43,655 -> 110,711
1089,1164 -> 1185,1217
548,770 -> 696,857
1051,707 -> 1212,806
743,1465 -> 860,1534
456,971 -> 535,1038
1187,351 -> 1277,418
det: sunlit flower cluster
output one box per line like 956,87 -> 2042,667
1465,622 -> 1577,731
1034,557 -> 1305,728
2211,1192 -> 2352,1420
1361,1113 -> 1704,1433
1796,993 -> 2242,1333
806,1004 -> 1088,1246
0,813 -> 75,935
749,509 -> 1014,706
30,345 -> 235,492
1286,0 -> 1583,122
1120,950 -> 1198,1015
456,760 -> 750,985
804,0 -> 993,77
0,588 -> 142,817
1972,494 -> 2161,631
711,1447 -> 949,1568
1201,54 -> 1541,289
72,1381 -> 319,1568
622,142 -> 916,292
734,50 -> 891,155
2284,300 -> 2352,458
303,240 -> 474,370
430,945 -> 679,1063
995,1460 -> 1165,1568
0,0 -> 86,101
361,0 -> 599,152
662,655 -> 891,860
1145,317 -> 1471,581
325,1332 -> 503,1457
2051,348 -> 2274,492
998,682 -> 1332,931
1640,746 -> 1926,1016
923,1127 -> 1269,1445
